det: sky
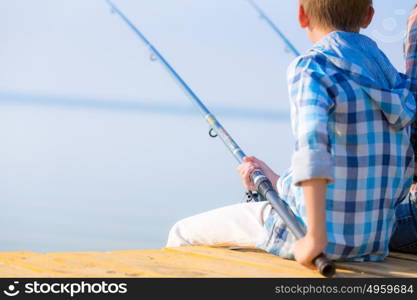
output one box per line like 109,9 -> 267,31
0,0 -> 415,252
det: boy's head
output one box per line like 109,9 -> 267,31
299,0 -> 374,42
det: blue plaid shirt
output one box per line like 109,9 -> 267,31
258,31 -> 416,261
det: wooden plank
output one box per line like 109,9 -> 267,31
336,257 -> 417,278
165,246 -> 367,278
49,251 -> 234,277
165,246 -> 318,277
0,247 -> 415,278
105,249 -> 312,278
0,251 -> 170,277
0,252 -> 68,277
47,251 -> 168,277
0,250 -> 221,278
389,252 -> 417,262
3,248 -> 310,278
224,247 -> 380,278
0,263 -> 46,278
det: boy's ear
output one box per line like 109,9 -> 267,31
298,4 -> 309,28
361,6 -> 375,29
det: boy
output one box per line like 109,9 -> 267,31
389,5 -> 417,254
167,0 -> 417,269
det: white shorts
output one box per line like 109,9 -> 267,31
166,201 -> 272,248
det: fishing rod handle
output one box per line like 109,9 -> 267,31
250,169 -> 336,277
313,254 -> 336,278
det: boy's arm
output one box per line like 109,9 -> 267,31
287,57 -> 335,268
288,58 -> 335,188
294,178 -> 328,269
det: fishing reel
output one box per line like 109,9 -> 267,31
244,191 -> 266,203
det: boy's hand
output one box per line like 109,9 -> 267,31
293,234 -> 328,270
237,156 -> 279,191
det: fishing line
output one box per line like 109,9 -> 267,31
247,0 -> 300,57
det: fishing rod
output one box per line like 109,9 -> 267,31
104,0 -> 335,277
246,0 -> 300,57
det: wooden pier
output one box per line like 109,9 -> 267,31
0,246 -> 416,278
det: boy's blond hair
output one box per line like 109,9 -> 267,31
300,0 -> 372,31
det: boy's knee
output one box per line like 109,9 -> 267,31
166,219 -> 192,248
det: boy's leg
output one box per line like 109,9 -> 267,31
166,201 -> 272,248
389,194 -> 417,254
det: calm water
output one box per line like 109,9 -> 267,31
0,103 -> 293,253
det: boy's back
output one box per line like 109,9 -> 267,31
261,31 -> 416,261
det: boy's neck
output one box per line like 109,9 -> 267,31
308,27 -> 360,43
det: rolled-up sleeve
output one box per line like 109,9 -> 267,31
287,57 -> 335,186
